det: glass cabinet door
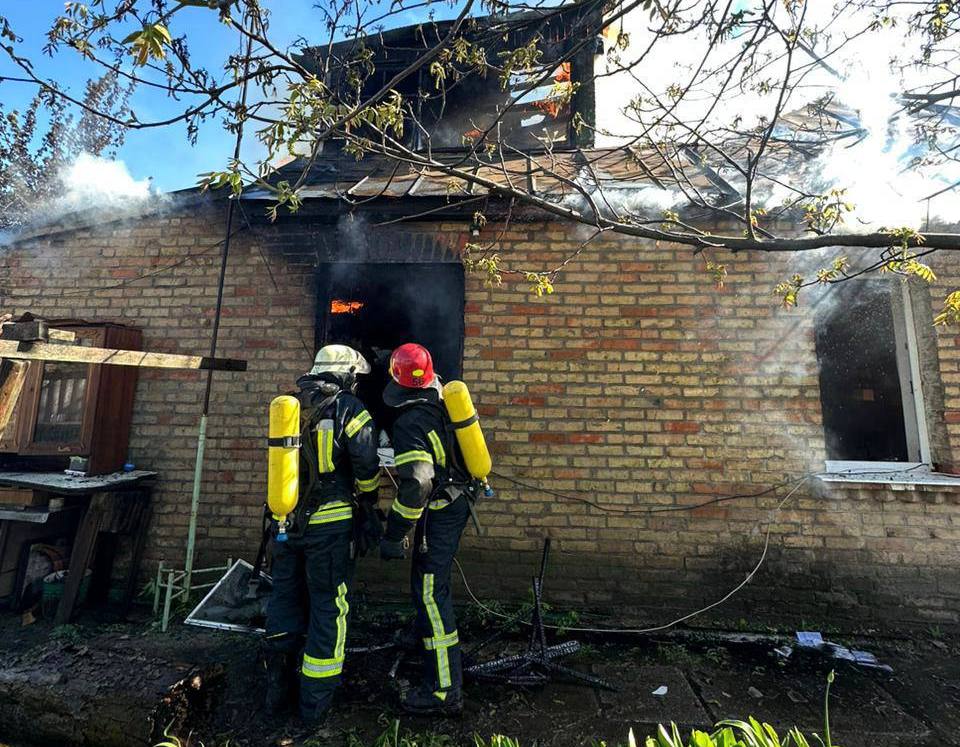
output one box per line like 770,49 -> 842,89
32,362 -> 89,444
19,325 -> 104,455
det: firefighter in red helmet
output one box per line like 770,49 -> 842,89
380,343 -> 477,714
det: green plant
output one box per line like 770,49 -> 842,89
153,721 -> 201,747
704,647 -> 732,667
153,722 -> 232,747
458,596 -> 509,630
641,671 -> 838,747
475,737 -> 521,747
50,624 -> 85,645
346,722 -> 521,747
347,720 -> 457,747
643,718 -> 814,747
823,670 -> 835,747
657,643 -> 697,668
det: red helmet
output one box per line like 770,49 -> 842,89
389,343 -> 435,388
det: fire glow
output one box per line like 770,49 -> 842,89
330,299 -> 364,315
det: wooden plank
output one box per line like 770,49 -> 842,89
87,325 -> 143,474
56,493 -> 106,624
1,320 -> 76,343
0,340 -> 246,372
0,488 -> 41,508
0,359 -> 28,440
0,320 -> 48,343
48,329 -> 77,342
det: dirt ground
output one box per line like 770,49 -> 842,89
0,600 -> 958,747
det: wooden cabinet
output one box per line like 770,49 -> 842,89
0,322 -> 142,475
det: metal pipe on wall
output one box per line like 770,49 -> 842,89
184,15 -> 255,595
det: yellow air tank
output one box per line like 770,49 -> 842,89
442,380 -> 492,482
268,395 -> 300,541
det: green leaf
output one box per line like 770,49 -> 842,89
153,23 -> 171,43
692,730 -> 717,747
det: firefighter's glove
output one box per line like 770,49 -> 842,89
380,537 -> 407,561
354,502 -> 384,558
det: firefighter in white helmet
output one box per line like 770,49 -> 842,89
262,344 -> 383,726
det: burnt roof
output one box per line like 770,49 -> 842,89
241,144 -> 727,205
296,4 -> 601,72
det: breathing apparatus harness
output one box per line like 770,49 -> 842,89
287,383 -> 343,539
402,397 -> 483,555
267,373 -> 357,541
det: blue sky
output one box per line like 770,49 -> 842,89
0,3 -> 350,191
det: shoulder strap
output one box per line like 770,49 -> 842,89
299,391 -> 343,496
303,391 -> 341,429
440,406 -> 470,478
414,400 -> 468,479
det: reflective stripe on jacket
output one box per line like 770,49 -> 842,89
385,388 -> 469,541
302,392 -> 381,506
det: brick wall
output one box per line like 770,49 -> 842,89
2,198 -> 958,629
457,222 -> 960,629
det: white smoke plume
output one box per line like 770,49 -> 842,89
592,3 -> 960,229
56,152 -> 153,213
0,153 -> 156,245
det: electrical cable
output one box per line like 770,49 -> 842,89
489,462 -> 927,516
455,463 -> 929,635
490,468 -> 808,514
455,478 -> 810,636
3,223 -> 249,300
235,197 -> 317,361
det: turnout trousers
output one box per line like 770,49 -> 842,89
411,490 -> 471,695
264,500 -> 353,721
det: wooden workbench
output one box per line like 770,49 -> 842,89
0,470 -> 156,623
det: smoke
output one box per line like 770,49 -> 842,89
336,212 -> 372,259
808,52 -> 960,228
0,153 -> 155,244
561,181 -> 686,219
56,153 -> 153,213
590,3 -> 960,229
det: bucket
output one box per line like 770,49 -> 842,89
42,569 -> 92,615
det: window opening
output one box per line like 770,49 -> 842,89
814,280 -> 927,463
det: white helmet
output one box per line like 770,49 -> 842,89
309,344 -> 371,376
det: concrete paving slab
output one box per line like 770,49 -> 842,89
692,665 -> 928,745
595,663 -> 712,726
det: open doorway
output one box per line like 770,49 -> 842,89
315,261 -> 465,431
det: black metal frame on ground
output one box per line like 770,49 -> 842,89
464,538 -> 616,692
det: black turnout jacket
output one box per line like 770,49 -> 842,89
383,380 -> 470,541
297,375 -> 381,508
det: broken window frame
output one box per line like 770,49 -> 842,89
818,280 -> 932,474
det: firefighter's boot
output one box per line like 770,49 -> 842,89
300,696 -> 332,730
401,685 -> 463,716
